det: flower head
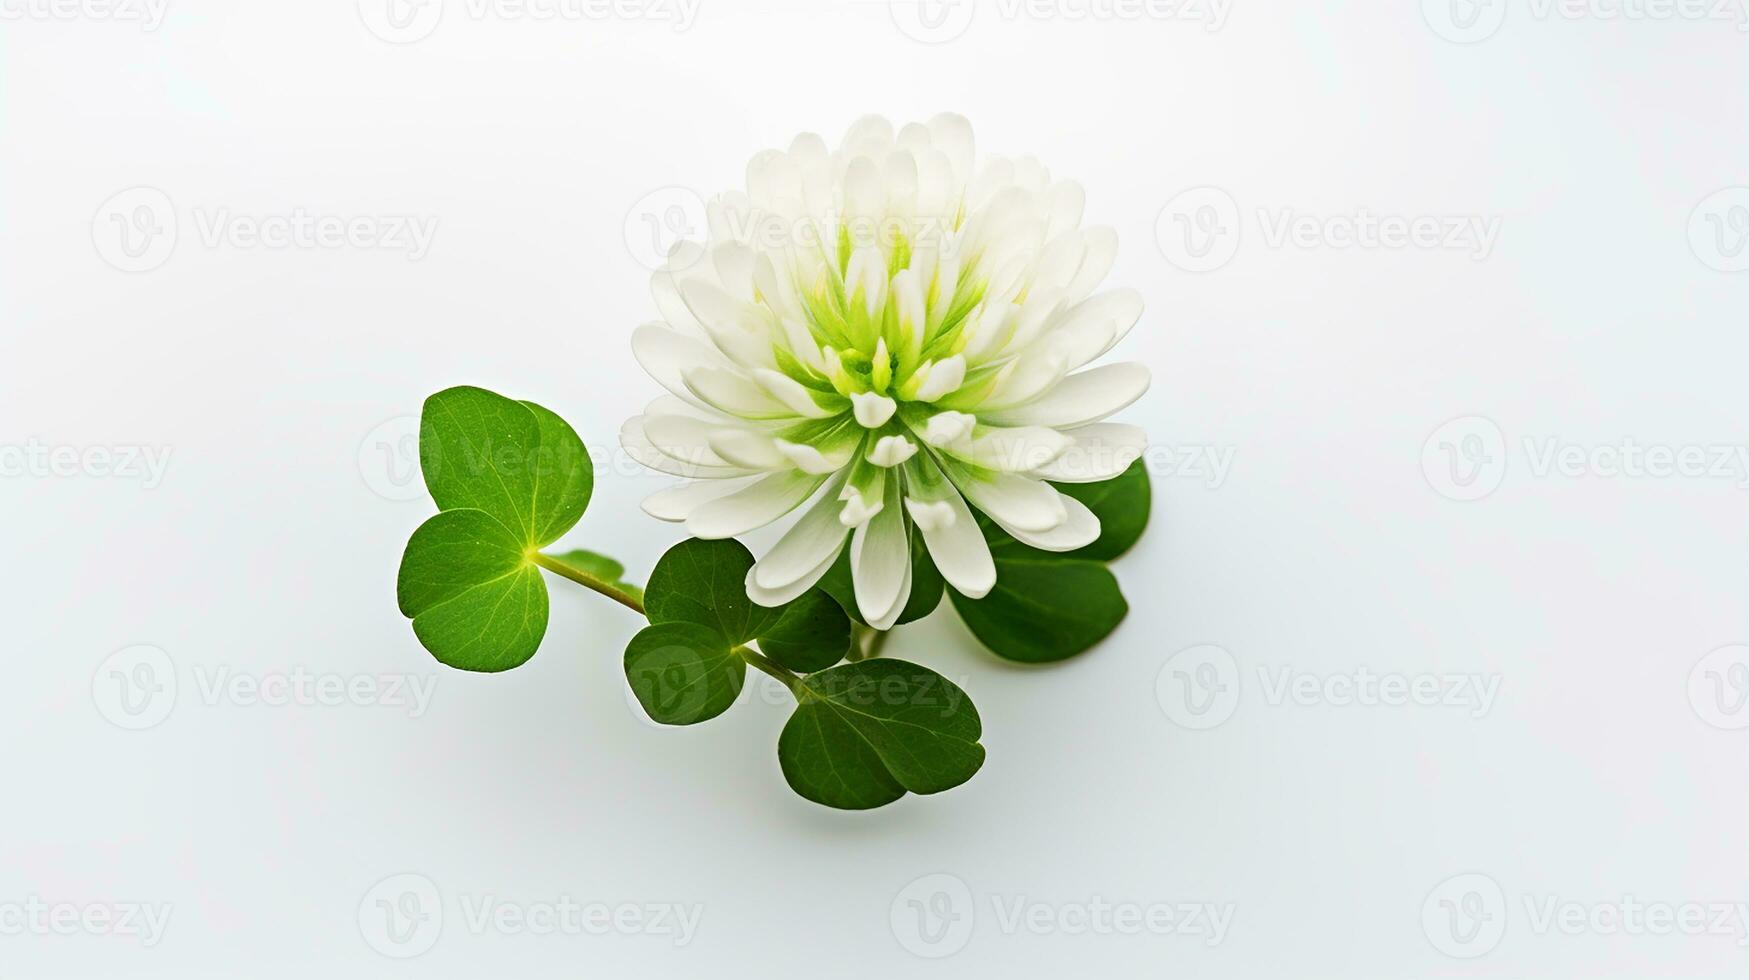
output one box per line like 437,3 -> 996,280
622,114 -> 1149,628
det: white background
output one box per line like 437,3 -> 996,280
2,0 -> 1746,976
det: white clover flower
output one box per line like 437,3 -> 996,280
621,113 -> 1149,629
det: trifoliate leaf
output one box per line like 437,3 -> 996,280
644,538 -> 782,643
777,659 -> 984,810
949,556 -> 1128,663
817,530 -> 944,628
624,622 -> 745,725
756,589 -> 853,673
397,387 -> 593,671
397,508 -> 549,671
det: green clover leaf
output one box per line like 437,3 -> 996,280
624,622 -> 746,725
395,386 -> 593,672
778,659 -> 985,810
757,590 -> 854,674
627,538 -> 854,726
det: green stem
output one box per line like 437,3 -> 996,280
738,647 -> 804,695
534,550 -> 807,697
530,551 -> 645,615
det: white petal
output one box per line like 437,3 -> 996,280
641,476 -> 760,522
751,479 -> 852,590
1028,423 -> 1148,483
913,354 -> 966,402
850,391 -> 897,428
945,467 -> 1066,533
683,366 -> 793,419
774,438 -> 852,474
631,322 -> 729,411
643,413 -> 735,468
1048,288 -> 1143,368
1065,227 -> 1119,304
944,425 -> 1074,473
994,493 -> 1101,552
977,347 -> 1069,410
921,410 -> 976,446
752,368 -> 838,418
867,434 -> 918,467
745,544 -> 839,608
851,487 -> 910,625
864,556 -> 912,631
706,426 -> 789,470
906,492 -> 996,598
685,471 -> 825,539
619,416 -> 755,479
980,363 -> 1150,428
